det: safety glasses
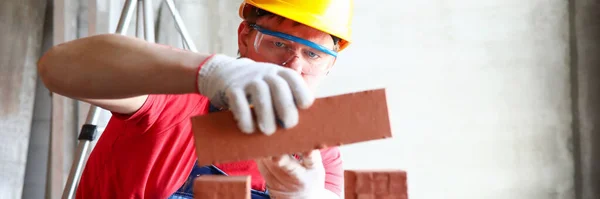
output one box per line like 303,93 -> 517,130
250,24 -> 337,75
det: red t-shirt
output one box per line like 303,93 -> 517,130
76,93 -> 344,198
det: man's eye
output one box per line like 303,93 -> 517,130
306,51 -> 320,59
274,41 -> 286,48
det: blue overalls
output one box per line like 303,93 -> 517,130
168,104 -> 271,199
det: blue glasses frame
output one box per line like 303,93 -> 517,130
250,24 -> 338,58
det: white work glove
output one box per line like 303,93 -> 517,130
256,150 -> 339,199
196,54 -> 315,135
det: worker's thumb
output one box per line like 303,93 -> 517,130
299,150 -> 322,169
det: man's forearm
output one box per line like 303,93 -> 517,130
37,33 -> 210,99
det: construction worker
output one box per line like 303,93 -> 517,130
37,0 -> 352,198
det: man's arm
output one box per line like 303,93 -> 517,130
321,147 -> 344,198
37,34 -> 210,114
38,33 -> 314,134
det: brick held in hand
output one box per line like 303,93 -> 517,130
345,170 -> 408,199
193,175 -> 251,199
191,88 -> 392,166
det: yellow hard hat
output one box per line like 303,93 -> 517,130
239,0 -> 353,51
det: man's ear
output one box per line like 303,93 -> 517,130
238,21 -> 251,56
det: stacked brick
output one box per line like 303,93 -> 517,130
193,175 -> 251,199
344,170 -> 408,199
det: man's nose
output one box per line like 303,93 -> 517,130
282,56 -> 302,74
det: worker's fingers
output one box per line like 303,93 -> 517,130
264,154 -> 292,166
299,150 -> 322,169
226,88 -> 254,133
274,154 -> 306,176
264,75 -> 298,129
270,154 -> 285,163
278,69 -> 315,109
256,155 -> 300,185
246,80 -> 276,135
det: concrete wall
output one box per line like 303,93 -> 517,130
1,0 -> 47,198
323,0 -> 575,198
573,0 -> 600,198
22,2 -> 53,198
12,0 -> 600,198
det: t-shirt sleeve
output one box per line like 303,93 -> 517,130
110,95 -> 161,124
320,147 -> 344,197
110,94 -> 209,133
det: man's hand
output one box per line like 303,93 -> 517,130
255,150 -> 339,199
196,54 -> 315,135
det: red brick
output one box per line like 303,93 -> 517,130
345,170 -> 408,199
191,88 -> 392,166
373,172 -> 390,194
357,194 -> 376,199
388,171 -> 408,194
344,170 -> 358,199
193,175 -> 250,199
375,194 -> 408,199
355,171 -> 374,193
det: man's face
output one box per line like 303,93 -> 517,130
237,17 -> 337,92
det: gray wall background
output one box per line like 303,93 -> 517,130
572,0 -> 600,198
1,0 -> 598,198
